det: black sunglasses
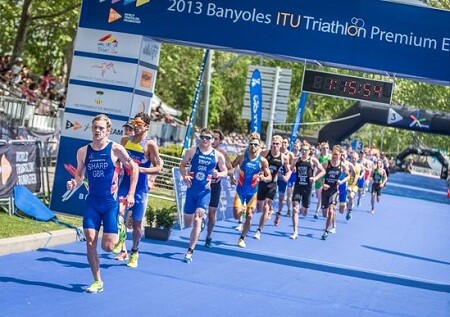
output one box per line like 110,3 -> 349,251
200,135 -> 213,140
249,143 -> 259,147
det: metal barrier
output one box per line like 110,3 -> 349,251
150,153 -> 181,201
0,96 -> 27,126
0,96 -> 59,132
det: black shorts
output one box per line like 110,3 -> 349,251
257,181 -> 277,201
208,181 -> 222,208
292,185 -> 312,208
321,188 -> 338,210
371,183 -> 382,196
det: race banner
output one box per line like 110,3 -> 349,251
249,69 -> 262,134
289,92 -> 309,151
0,141 -> 42,199
182,49 -> 210,156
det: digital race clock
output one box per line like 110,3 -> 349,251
302,69 -> 394,105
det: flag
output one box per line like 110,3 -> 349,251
289,92 -> 308,151
182,50 -> 210,156
249,69 -> 262,134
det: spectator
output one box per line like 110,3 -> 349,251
40,67 -> 55,93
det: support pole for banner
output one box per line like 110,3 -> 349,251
181,49 -> 210,157
289,92 -> 309,151
202,50 -> 213,128
266,66 -> 280,148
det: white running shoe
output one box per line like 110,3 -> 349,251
253,230 -> 261,240
329,227 -> 337,234
235,223 -> 243,232
289,232 -> 298,240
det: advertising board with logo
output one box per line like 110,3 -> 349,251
65,84 -> 134,116
61,111 -> 125,143
75,27 -> 143,59
71,55 -> 138,88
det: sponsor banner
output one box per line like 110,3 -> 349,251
65,83 -> 134,116
50,136 -> 90,216
131,93 -> 151,116
74,27 -> 143,59
61,112 -> 126,143
71,55 -> 138,88
172,167 -> 235,229
140,37 -> 161,66
79,0 -> 450,84
135,66 -> 157,92
249,69 -> 262,134
0,142 -> 42,199
0,143 -> 14,198
386,108 -> 432,131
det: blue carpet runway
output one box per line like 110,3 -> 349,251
0,173 -> 449,316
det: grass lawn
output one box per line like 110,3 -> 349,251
0,196 -> 176,239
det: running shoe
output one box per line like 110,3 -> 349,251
86,281 -> 103,294
274,213 -> 281,226
113,220 -> 127,254
314,212 -> 319,219
321,231 -> 329,241
204,238 -> 212,248
289,232 -> 298,240
346,211 -> 352,221
285,210 -> 291,217
235,222 -> 243,232
114,250 -> 129,261
371,207 -> 375,214
183,251 -> 193,263
329,226 -> 337,234
253,230 -> 261,240
127,251 -> 139,268
237,238 -> 246,248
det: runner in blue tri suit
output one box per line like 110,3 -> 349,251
274,138 -> 295,226
230,134 -> 271,248
67,114 -> 138,293
205,129 -> 233,248
285,140 -> 301,217
179,128 -> 228,263
116,113 -> 163,268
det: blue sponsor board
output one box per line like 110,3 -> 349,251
79,0 -> 450,84
50,136 -> 90,216
249,69 -> 262,134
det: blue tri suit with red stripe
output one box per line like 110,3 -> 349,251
184,147 -> 217,214
83,141 -> 121,233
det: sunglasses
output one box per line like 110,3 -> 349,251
249,143 -> 259,147
131,118 -> 146,127
272,142 -> 280,146
200,135 -> 213,140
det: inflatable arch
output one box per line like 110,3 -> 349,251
395,147 -> 448,179
318,101 -> 450,143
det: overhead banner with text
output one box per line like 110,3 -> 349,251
78,0 -> 450,84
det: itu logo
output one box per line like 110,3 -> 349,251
409,112 -> 430,129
